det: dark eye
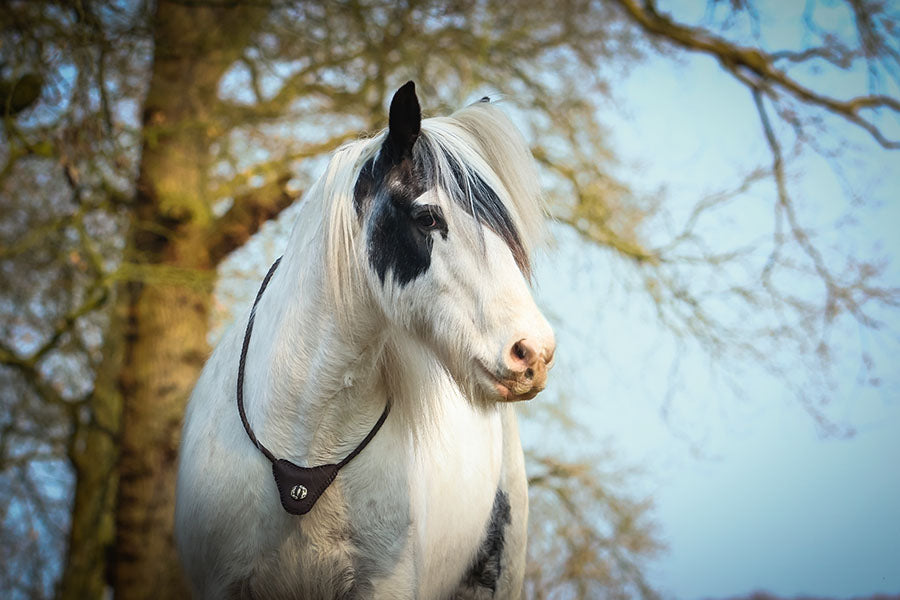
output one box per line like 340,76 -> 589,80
412,206 -> 444,231
416,212 -> 437,229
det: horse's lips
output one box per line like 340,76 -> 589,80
475,361 -> 536,402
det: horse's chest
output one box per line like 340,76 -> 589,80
246,410 -> 505,599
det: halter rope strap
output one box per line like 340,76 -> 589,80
237,257 -> 391,515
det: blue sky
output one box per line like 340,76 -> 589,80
521,29 -> 900,598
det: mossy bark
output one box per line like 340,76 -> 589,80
58,293 -> 124,600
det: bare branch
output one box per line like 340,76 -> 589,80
612,0 -> 900,148
207,173 -> 301,265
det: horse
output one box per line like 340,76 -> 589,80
174,81 -> 556,600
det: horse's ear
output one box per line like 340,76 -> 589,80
383,81 -> 420,163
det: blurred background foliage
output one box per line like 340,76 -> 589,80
0,0 -> 897,598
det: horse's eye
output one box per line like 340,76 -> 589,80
413,208 -> 442,231
416,213 -> 437,229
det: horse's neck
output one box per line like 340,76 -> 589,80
246,272 -> 467,468
245,245 -> 387,466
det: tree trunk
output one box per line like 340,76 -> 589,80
113,2 -> 263,598
58,292 -> 124,600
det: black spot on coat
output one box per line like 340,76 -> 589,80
461,488 -> 511,595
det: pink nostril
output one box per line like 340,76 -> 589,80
509,339 -> 538,368
513,341 -> 526,361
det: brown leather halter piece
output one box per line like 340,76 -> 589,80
237,257 -> 392,515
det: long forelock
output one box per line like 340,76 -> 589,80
415,103 -> 545,277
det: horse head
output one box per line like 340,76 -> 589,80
351,82 -> 556,403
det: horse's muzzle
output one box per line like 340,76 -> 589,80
482,337 -> 556,402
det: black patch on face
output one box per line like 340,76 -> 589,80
367,170 -> 435,287
461,488 -> 511,594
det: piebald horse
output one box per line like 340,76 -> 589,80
175,82 -> 556,599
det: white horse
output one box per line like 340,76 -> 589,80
175,82 -> 556,599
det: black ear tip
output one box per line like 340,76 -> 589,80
392,81 -> 418,108
388,80 -> 421,130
